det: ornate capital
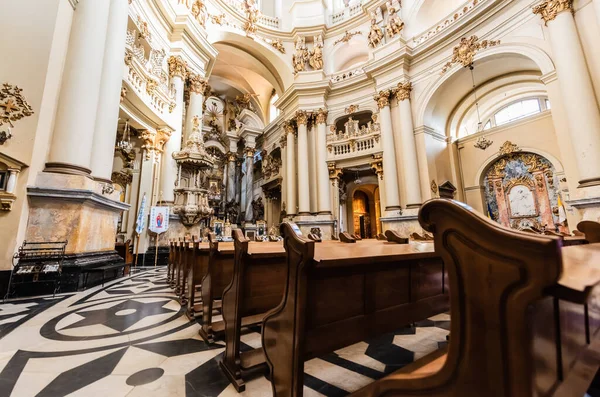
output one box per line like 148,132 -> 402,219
227,151 -> 237,162
188,73 -> 208,94
374,90 -> 391,109
284,121 -> 295,135
533,0 -> 573,25
245,148 -> 256,158
295,110 -> 308,126
155,128 -> 172,153
112,170 -> 133,187
140,130 -> 157,160
167,55 -> 188,79
394,82 -> 412,101
315,108 -> 328,124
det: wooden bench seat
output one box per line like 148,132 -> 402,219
262,222 -> 450,396
185,241 -> 210,320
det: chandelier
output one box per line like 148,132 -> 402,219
116,119 -> 134,153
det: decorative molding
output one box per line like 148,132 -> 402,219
499,141 -> 521,156
474,136 -> 493,150
0,83 -> 34,128
345,104 -> 360,114
442,35 -> 501,73
167,55 -> 188,79
334,31 -> 362,46
27,187 -> 130,211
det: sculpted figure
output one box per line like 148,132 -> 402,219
368,18 -> 384,47
292,36 -> 309,73
385,8 -> 405,38
309,36 -> 324,71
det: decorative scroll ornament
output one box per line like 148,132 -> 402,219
140,130 -> 157,160
394,82 -> 412,101
268,38 -> 286,54
167,55 -> 188,79
295,110 -> 308,125
499,140 -> 521,155
431,180 -> 438,194
188,73 -> 208,94
334,31 -> 362,46
315,108 -> 328,124
154,128 -> 172,153
102,183 -> 115,195
442,35 -> 501,73
345,104 -> 359,114
279,134 -> 287,148
243,0 -> 260,36
146,78 -> 158,95
474,136 -> 493,150
374,90 -> 391,109
370,153 -> 384,180
191,0 -> 208,28
210,13 -> 226,25
532,0 -> 573,25
136,16 -> 151,41
0,83 -> 34,128
368,18 -> 384,48
328,162 -> 343,179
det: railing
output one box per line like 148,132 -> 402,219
330,68 -> 365,83
327,133 -> 380,160
125,54 -> 175,116
330,2 -> 363,25
222,0 -> 280,29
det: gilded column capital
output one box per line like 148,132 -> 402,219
394,82 -> 412,102
315,108 -> 328,124
374,90 -> 391,109
155,128 -> 172,153
167,55 -> 188,79
284,121 -> 296,135
295,110 -> 308,126
533,0 -> 573,25
245,148 -> 256,158
140,130 -> 157,160
188,73 -> 208,95
226,151 -> 237,163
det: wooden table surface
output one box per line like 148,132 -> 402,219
217,242 -> 235,253
314,241 -> 437,266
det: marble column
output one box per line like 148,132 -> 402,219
160,56 -> 187,203
280,133 -> 288,215
90,0 -> 130,183
245,148 -> 255,222
296,111 -> 311,215
329,163 -> 342,237
308,121 -> 318,213
226,152 -> 237,202
285,122 -> 297,216
235,158 -> 243,209
375,91 -> 401,210
534,1 -> 600,187
46,0 -> 111,175
315,109 -> 331,214
184,73 -> 207,142
394,83 -> 422,207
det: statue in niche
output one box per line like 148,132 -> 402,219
252,197 -> 265,222
292,36 -> 309,73
385,8 -> 405,38
309,35 -> 324,71
368,18 -> 384,48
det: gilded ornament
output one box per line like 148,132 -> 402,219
385,8 -> 404,39
0,83 -> 34,131
328,162 -> 343,179
269,39 -> 286,54
279,134 -> 287,148
188,73 -> 208,94
136,16 -> 151,41
334,31 -> 362,46
140,130 -> 157,160
309,35 -> 324,71
474,136 -> 493,150
245,148 -> 256,158
155,128 -> 172,153
345,104 -> 359,114
167,55 -> 188,79
371,153 -> 384,180
120,86 -> 128,103
169,102 -> 176,113
315,108 -> 328,124
499,141 -> 521,156
368,18 -> 384,48
292,36 -> 309,73
210,13 -> 226,25
112,171 -> 133,187
431,180 -> 438,194
532,0 -> 573,25
394,82 -> 412,101
284,121 -> 295,135
374,90 -> 391,109
442,35 -> 501,73
191,0 -> 208,28
146,79 -> 158,95
295,110 -> 308,125
243,0 -> 260,36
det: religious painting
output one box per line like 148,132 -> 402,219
483,152 -> 567,233
214,220 -> 224,237
256,220 -> 266,236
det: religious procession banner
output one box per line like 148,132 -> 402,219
135,193 -> 147,235
149,206 -> 170,234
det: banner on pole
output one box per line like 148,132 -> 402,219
135,194 -> 147,235
149,206 -> 170,234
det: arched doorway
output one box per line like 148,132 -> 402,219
352,187 -> 380,238
483,151 -> 568,233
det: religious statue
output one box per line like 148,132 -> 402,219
385,8 -> 404,39
225,199 -> 240,224
368,18 -> 384,48
292,36 -> 309,73
251,197 -> 265,222
309,34 -> 324,70
243,0 -> 260,35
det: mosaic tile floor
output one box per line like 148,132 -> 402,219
0,268 -> 451,397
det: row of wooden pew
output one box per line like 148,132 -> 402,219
167,199 -> 600,396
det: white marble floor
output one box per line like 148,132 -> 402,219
0,268 -> 450,397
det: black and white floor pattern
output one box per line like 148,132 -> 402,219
0,268 -> 449,397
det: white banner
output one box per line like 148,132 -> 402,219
135,194 -> 147,235
149,206 -> 170,234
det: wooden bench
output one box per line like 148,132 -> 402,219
219,229 -> 287,391
347,199 -> 600,397
186,241 -> 210,320
198,234 -> 235,343
262,222 -> 450,396
578,220 -> 600,243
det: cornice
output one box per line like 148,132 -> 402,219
414,125 -> 447,142
27,187 -> 131,212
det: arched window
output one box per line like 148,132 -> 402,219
482,97 -> 550,130
269,91 -> 279,124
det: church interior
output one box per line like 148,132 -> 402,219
1,0 -> 600,395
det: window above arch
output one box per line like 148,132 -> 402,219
482,96 -> 550,131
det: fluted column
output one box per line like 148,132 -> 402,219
534,0 -> 600,187
394,82 -> 422,207
285,122 -> 297,216
245,148 -> 255,222
46,0 -> 111,175
315,109 -> 331,214
226,151 -> 237,202
185,73 -> 207,142
160,56 -> 187,203
90,0 -> 130,183
375,91 -> 401,210
296,111 -> 311,215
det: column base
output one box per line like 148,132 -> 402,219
292,216 -> 335,240
92,176 -> 113,185
406,203 -> 422,209
44,162 -> 92,177
317,211 -> 332,215
385,205 -> 402,211
298,212 -> 311,216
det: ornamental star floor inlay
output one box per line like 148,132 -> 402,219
0,268 -> 451,397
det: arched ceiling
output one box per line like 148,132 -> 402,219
209,43 -> 279,123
